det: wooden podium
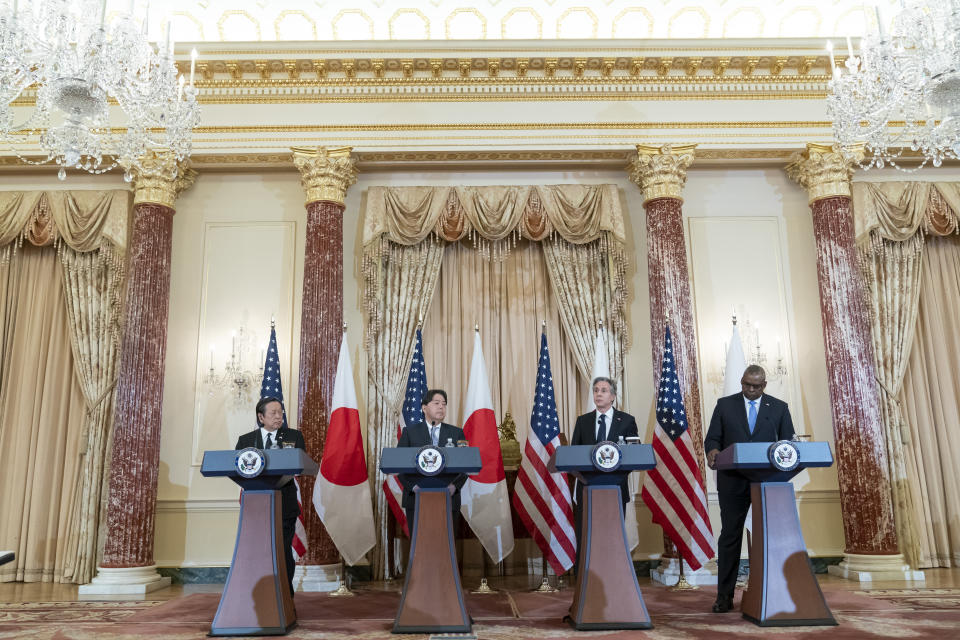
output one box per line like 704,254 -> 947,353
380,445 -> 481,635
716,441 -> 837,627
550,443 -> 656,630
201,448 -> 318,636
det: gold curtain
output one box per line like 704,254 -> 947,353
0,247 -> 87,582
0,190 -> 129,583
362,185 -> 630,578
365,238 -> 445,580
898,235 -> 960,567
854,182 -> 960,568
422,240 -> 584,442
55,246 -> 124,583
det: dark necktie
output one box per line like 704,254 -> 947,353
265,433 -> 273,449
598,414 -> 607,442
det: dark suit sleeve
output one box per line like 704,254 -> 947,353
625,413 -> 639,438
778,402 -> 796,441
571,415 -> 584,445
704,400 -> 724,453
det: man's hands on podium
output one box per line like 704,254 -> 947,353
706,449 -> 720,470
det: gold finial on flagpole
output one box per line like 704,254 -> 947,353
475,322 -> 479,332
542,319 -> 546,330
598,319 -> 603,329
270,315 -> 275,328
342,321 -> 347,332
417,315 -> 422,330
732,307 -> 738,326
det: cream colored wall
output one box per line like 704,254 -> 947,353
151,163 -> 851,567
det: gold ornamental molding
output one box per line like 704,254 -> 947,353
785,142 -> 865,204
8,53 -> 842,107
630,144 -> 696,204
129,151 -> 198,208
291,146 -> 358,205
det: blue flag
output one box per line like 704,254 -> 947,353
260,323 -> 288,428
401,328 -> 428,429
656,326 -> 688,440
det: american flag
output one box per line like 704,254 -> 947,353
381,327 -> 428,537
511,331 -> 576,574
640,326 -> 716,570
259,322 -> 308,563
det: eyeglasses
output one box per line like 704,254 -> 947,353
741,381 -> 765,389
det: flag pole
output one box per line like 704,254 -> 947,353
670,558 -> 698,592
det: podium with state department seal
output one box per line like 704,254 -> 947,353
380,444 -> 481,634
549,441 -> 656,630
201,447 -> 318,636
715,440 -> 836,627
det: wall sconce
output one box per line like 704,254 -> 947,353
203,324 -> 264,402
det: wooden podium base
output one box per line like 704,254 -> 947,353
568,486 -> 652,630
393,489 -> 470,634
211,490 -> 296,636
741,482 -> 836,627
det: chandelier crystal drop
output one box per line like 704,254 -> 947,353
0,0 -> 199,179
826,1 -> 960,171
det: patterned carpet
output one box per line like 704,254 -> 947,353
1,586 -> 958,639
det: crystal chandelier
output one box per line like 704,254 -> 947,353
826,2 -> 960,171
0,0 -> 199,180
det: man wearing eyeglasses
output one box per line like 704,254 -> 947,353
704,365 -> 795,614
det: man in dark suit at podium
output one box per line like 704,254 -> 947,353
705,365 -> 795,613
235,396 -> 306,596
570,377 -> 639,557
397,389 -> 467,529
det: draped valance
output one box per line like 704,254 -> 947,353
362,184 -> 626,247
853,182 -> 960,246
0,190 -> 132,258
361,184 -> 629,347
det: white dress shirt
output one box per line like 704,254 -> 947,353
260,427 -> 281,448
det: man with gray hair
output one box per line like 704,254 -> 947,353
570,376 -> 639,558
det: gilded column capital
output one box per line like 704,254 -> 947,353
786,143 -> 864,204
629,144 -> 696,205
291,146 -> 358,206
129,151 -> 197,209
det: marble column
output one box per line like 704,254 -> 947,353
630,144 -> 715,586
80,152 -> 197,595
786,143 -> 922,582
290,146 -> 358,591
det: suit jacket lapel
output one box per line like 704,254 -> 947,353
255,429 -> 264,449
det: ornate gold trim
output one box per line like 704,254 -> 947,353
129,151 -> 197,208
190,120 -> 832,134
785,143 -> 865,204
291,146 -> 358,205
630,144 -> 697,204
